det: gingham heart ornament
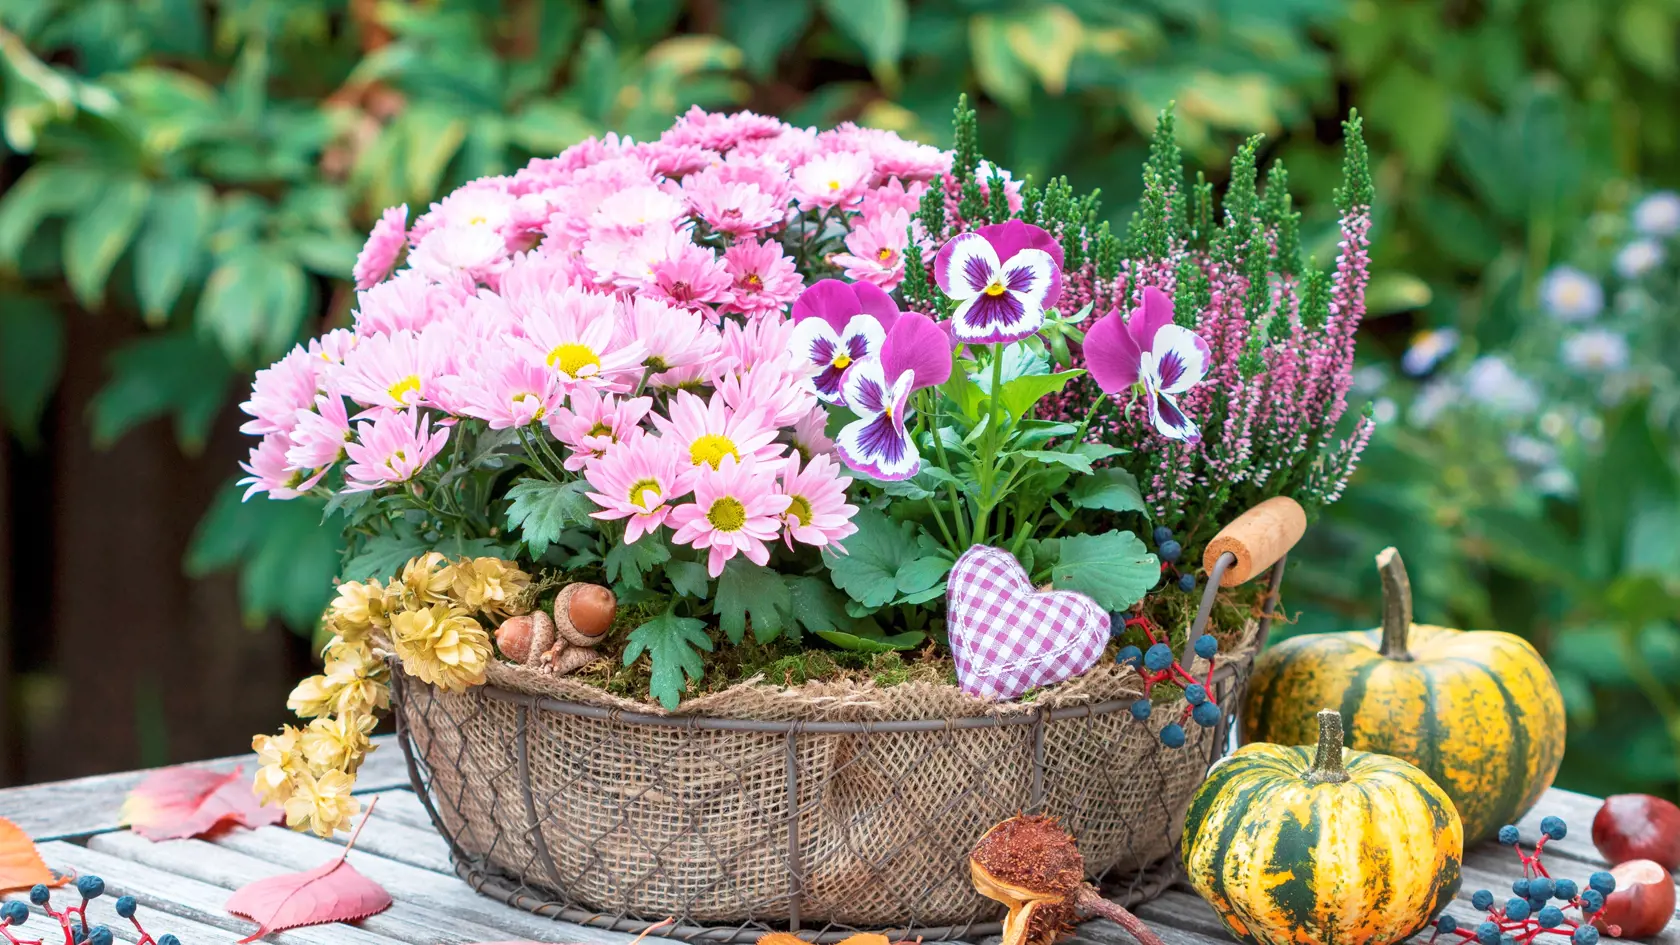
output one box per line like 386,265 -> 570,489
946,544 -> 1111,701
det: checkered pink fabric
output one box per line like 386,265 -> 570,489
946,544 -> 1111,701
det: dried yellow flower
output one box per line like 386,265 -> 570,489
282,768 -> 361,838
390,603 -> 492,692
300,712 -> 375,775
328,578 -> 390,640
286,674 -> 338,719
444,556 -> 532,618
400,552 -> 453,606
251,726 -> 305,807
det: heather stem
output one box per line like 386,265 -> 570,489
1074,884 -> 1166,945
1305,708 -> 1350,785
1376,546 -> 1412,660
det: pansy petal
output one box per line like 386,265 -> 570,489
788,317 -> 848,403
850,281 -> 901,333
1150,324 -> 1212,393
1148,389 -> 1200,442
840,358 -> 890,415
836,412 -> 920,480
977,220 -> 1065,271
999,248 -> 1061,312
880,313 -> 953,390
792,278 -> 863,333
1126,285 -> 1176,353
839,314 -> 888,364
933,233 -> 998,300
1082,309 -> 1143,395
951,290 -> 1042,345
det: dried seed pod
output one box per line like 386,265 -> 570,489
554,583 -> 616,645
971,815 -> 1163,945
495,611 -> 554,665
539,643 -> 600,676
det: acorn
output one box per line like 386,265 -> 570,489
541,645 -> 602,676
971,816 -> 1163,945
495,611 -> 555,665
556,583 -> 616,643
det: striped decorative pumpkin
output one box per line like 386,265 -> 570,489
1183,709 -> 1463,945
1240,548 -> 1565,843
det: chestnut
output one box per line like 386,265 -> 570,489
1594,794 -> 1680,870
1594,859 -> 1676,939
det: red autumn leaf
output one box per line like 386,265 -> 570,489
0,816 -> 57,893
224,800 -> 391,943
121,765 -> 282,841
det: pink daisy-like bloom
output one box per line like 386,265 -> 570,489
831,207 -> 910,289
354,204 -> 409,289
518,288 -> 647,392
660,105 -> 786,152
711,153 -> 793,207
547,386 -> 654,471
820,124 -> 950,182
407,223 -> 509,285
335,329 -> 453,412
409,179 -> 518,244
720,312 -> 800,375
721,239 -> 803,318
786,279 -> 900,403
616,295 -> 720,382
583,431 -> 694,543
588,185 -> 688,239
643,234 -> 733,314
284,392 -> 353,472
240,347 -> 321,436
716,362 -> 816,428
239,431 -> 320,500
932,220 -> 1063,345
448,349 -> 564,429
776,453 -> 858,551
666,455 -> 792,577
652,390 -> 784,471
629,141 -> 718,178
860,177 -> 926,220
308,328 -> 359,365
791,150 -> 873,211
1082,286 -> 1210,442
683,169 -> 785,238
342,407 -> 450,492
974,161 -> 1024,215
353,269 -> 465,337
788,407 -> 835,462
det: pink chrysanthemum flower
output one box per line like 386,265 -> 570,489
776,453 -> 857,551
407,224 -> 508,284
548,386 -> 654,471
683,170 -> 785,238
354,204 -> 409,289
588,185 -> 688,239
409,179 -> 518,243
820,124 -> 950,182
518,288 -> 647,392
861,177 -> 926,220
239,431 -> 321,500
342,407 -> 450,492
240,348 -> 321,436
652,390 -> 784,471
583,431 -> 692,543
721,239 -> 803,318
643,234 -> 733,314
788,408 -> 835,462
791,151 -> 873,211
449,349 -> 564,429
353,269 -> 466,337
629,141 -> 717,178
660,105 -> 785,152
285,393 -> 353,472
667,455 -> 792,576
616,295 -> 719,382
716,362 -> 816,428
308,329 -> 359,365
336,329 -> 453,412
831,207 -> 911,289
720,311 -> 801,374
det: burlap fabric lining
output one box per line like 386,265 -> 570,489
397,618 -> 1257,929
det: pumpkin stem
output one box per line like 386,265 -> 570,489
1305,708 -> 1351,784
1376,546 -> 1413,660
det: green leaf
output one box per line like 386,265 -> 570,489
0,163 -> 105,267
623,608 -> 712,710
724,0 -> 813,76
505,100 -> 600,155
64,176 -> 150,309
88,333 -> 232,451
1047,530 -> 1158,611
188,481 -> 343,630
820,0 -> 905,87
343,527 -> 433,584
815,629 -> 925,653
1619,0 -> 1677,78
402,104 -> 470,203
895,555 -> 952,596
714,558 -> 791,644
504,478 -> 595,557
941,369 -> 984,421
786,575 -> 853,635
665,559 -> 712,599
135,181 -> 214,325
1019,449 -> 1093,475
1070,468 -> 1148,514
969,14 -> 1032,112
823,508 -> 920,608
0,294 -> 64,447
604,531 -> 672,591
999,370 -> 1082,421
1363,62 -> 1451,173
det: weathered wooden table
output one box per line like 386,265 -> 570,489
4,736 -> 1677,945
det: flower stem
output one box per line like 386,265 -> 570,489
1305,708 -> 1351,785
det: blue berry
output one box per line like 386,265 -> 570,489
1471,889 -> 1495,910
1589,871 -> 1616,894
1192,701 -> 1222,728
1160,723 -> 1186,748
1536,906 -> 1564,929
1529,877 -> 1555,901
158,937 -> 180,945
1130,698 -> 1153,721
115,896 -> 137,919
1194,634 -> 1218,659
1178,573 -> 1196,592
1581,889 -> 1605,913
1512,877 -> 1530,898
1553,878 -> 1578,901
76,876 -> 104,900
1504,898 -> 1530,920
1184,683 -> 1207,705
1540,815 -> 1568,840
1,902 -> 27,925
69,920 -> 84,944
1498,824 -> 1520,846
87,927 -> 114,945
1115,645 -> 1142,668
1158,540 -> 1182,563
1476,921 -> 1500,945
1437,915 -> 1457,934
1573,924 -> 1600,945
1153,526 -> 1173,547
28,885 -> 48,905
1143,643 -> 1174,672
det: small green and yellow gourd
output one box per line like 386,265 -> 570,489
1240,547 -> 1565,843
1183,708 -> 1463,945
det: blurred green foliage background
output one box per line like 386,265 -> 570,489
1,0 -> 1677,793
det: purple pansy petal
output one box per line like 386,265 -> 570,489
976,220 -> 1064,272
791,279 -> 858,333
850,281 -> 901,333
813,363 -> 848,398
951,288 -> 1043,344
836,412 -> 920,480
1148,388 -> 1199,442
1149,324 -> 1211,394
999,248 -> 1060,312
1126,286 -> 1176,353
839,314 -> 888,364
840,359 -> 889,414
933,233 -> 997,300
880,313 -> 953,391
788,316 -> 848,404
1082,309 -> 1142,395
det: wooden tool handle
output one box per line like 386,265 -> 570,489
1201,496 -> 1307,586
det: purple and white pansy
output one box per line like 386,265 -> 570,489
1082,286 -> 1211,442
787,279 -> 900,404
933,220 -> 1064,345
834,313 -> 952,481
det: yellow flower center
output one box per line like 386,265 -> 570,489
512,393 -> 544,420
548,343 -> 602,377
786,494 -> 813,527
644,355 -> 671,371
707,496 -> 747,531
689,434 -> 740,469
985,281 -> 1007,297
388,375 -> 421,403
832,353 -> 852,370
745,273 -> 762,288
877,247 -> 894,261
588,421 -> 614,438
628,477 -> 662,510
827,179 -> 841,191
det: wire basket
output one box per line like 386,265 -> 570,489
391,554 -> 1285,943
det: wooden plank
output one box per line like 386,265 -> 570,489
365,788 -> 439,832
88,830 -> 530,945
4,887 -> 255,945
0,734 -> 409,841
34,840 -> 402,945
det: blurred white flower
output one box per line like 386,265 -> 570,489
1410,380 -> 1460,427
1538,411 -> 1568,439
1615,239 -> 1665,280
1372,397 -> 1397,424
1532,467 -> 1575,496
1634,191 -> 1680,237
1401,328 -> 1459,376
1562,329 -> 1630,373
1464,356 -> 1541,415
1353,364 -> 1388,394
1506,434 -> 1559,467
1539,266 -> 1603,322
1579,415 -> 1605,441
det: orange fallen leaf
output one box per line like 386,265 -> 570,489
121,764 -> 282,841
0,816 -> 57,893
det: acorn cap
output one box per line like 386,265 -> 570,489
554,583 -> 616,645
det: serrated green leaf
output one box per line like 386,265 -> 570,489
604,531 -> 672,591
1070,468 -> 1147,514
623,608 -> 712,710
714,558 -> 791,644
1047,530 -> 1158,611
1000,370 -> 1082,421
135,180 -> 214,324
64,176 -> 150,310
665,558 -> 712,599
823,507 -> 920,608
815,629 -> 925,653
0,293 -> 64,447
342,527 -> 433,584
504,477 -> 595,557
786,575 -> 852,635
